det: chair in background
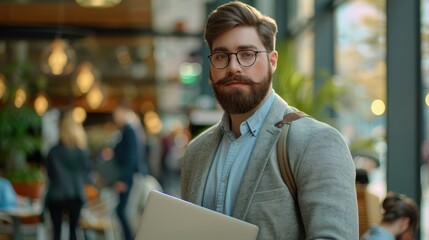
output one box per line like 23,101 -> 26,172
356,169 -> 382,237
80,188 -> 120,240
127,174 -> 163,233
0,212 -> 12,240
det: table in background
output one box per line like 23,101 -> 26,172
0,203 -> 42,240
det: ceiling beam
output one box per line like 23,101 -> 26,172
0,3 -> 152,28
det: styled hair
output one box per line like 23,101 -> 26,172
113,98 -> 139,125
382,192 -> 419,232
59,110 -> 87,149
204,1 -> 278,52
116,98 -> 134,111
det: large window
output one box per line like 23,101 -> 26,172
421,0 -> 429,238
335,0 -> 386,198
421,0 -> 429,159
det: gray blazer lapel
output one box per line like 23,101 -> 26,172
232,95 -> 289,220
187,125 -> 223,205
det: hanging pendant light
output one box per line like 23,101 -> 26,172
40,38 -> 77,76
34,92 -> 49,116
40,0 -> 77,76
75,0 -> 121,8
14,87 -> 27,108
0,73 -> 6,100
86,82 -> 104,109
72,61 -> 99,96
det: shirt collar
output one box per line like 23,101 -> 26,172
220,90 -> 275,137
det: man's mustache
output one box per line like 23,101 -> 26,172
211,74 -> 262,86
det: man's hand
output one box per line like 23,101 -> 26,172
101,147 -> 114,160
114,181 -> 128,193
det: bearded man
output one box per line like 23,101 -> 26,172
180,2 -> 359,239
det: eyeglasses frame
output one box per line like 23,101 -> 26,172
207,50 -> 270,69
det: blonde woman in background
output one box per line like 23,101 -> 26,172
45,110 -> 92,240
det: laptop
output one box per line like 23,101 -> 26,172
135,190 -> 259,240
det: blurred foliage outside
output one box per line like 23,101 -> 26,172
273,40 -> 379,156
273,40 -> 345,126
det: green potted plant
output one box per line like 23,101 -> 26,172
0,105 -> 45,199
0,61 -> 46,199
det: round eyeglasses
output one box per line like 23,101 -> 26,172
208,50 -> 269,69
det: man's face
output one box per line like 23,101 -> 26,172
209,26 -> 278,114
112,107 -> 126,127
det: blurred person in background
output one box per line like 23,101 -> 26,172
0,176 -> 17,210
361,192 -> 419,240
160,125 -> 190,196
45,110 -> 92,240
107,100 -> 143,240
125,103 -> 150,177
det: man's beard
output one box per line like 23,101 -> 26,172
210,69 -> 272,114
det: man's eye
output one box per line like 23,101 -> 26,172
214,53 -> 228,60
239,51 -> 254,59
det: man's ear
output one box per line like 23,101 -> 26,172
269,50 -> 278,72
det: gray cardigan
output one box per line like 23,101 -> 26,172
181,94 -> 359,240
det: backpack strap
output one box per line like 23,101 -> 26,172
275,111 -> 307,202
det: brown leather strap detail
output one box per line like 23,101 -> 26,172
275,111 -> 308,128
275,111 -> 307,203
277,123 -> 297,202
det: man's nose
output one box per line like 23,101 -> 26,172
227,54 -> 242,72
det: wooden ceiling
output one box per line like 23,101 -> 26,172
0,1 -> 152,28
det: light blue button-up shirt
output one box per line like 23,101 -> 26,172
202,91 -> 275,215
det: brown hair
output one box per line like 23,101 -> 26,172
204,1 -> 278,52
382,192 -> 419,232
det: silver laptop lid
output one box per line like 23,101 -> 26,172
135,190 -> 259,240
